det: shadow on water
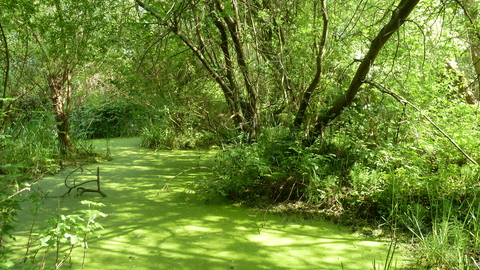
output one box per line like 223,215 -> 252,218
12,138 -> 407,270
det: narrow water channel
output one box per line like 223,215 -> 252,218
13,138 -> 406,270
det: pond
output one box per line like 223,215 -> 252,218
11,138 -> 408,270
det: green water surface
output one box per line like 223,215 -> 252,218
12,138 -> 406,270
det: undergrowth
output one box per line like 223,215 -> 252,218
1,112 -> 109,269
198,96 -> 480,269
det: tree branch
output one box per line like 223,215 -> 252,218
0,187 -> 31,204
366,80 -> 478,166
309,0 -> 420,144
0,21 -> 10,110
293,0 -> 329,129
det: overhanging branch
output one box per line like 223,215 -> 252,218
366,80 -> 478,166
309,0 -> 420,144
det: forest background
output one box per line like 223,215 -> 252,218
1,0 -> 480,269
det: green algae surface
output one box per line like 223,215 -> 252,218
12,138 -> 406,270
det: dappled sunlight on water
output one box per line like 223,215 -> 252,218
12,138 -> 407,270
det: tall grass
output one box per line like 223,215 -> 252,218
372,240 -> 398,270
402,195 -> 480,269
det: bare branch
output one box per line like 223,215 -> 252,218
0,187 -> 31,204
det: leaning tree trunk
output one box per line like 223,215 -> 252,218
307,0 -> 420,145
48,72 -> 73,154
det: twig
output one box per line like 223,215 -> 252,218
157,167 -> 216,195
366,80 -> 478,165
23,212 -> 37,263
0,187 -> 31,204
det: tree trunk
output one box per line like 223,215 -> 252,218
307,0 -> 420,145
0,21 -> 9,113
135,0 -> 260,140
0,21 -> 11,133
215,0 -> 260,139
464,0 -> 480,96
445,61 -> 478,104
455,0 -> 480,97
48,72 -> 73,154
470,41 -> 480,95
293,0 -> 328,130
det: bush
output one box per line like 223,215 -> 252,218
200,127 -> 354,204
1,113 -> 60,267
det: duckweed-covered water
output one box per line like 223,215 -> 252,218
12,138 -> 406,269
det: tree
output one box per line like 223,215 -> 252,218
135,0 -> 263,140
0,20 -> 11,134
28,0 -> 113,153
0,0 -> 35,135
307,0 -> 420,144
134,0 -> 424,145
0,21 -> 9,120
455,0 -> 480,97
293,0 -> 329,129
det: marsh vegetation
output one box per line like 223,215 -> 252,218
2,0 -> 480,269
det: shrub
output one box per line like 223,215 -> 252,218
201,127 -> 354,204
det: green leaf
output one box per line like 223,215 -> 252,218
40,235 -> 53,247
0,261 -> 15,269
64,233 -> 80,245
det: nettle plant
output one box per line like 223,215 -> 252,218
17,200 -> 107,270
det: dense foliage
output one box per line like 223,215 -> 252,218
2,0 -> 480,268
71,95 -> 147,139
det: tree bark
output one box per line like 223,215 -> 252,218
308,0 -> 420,145
48,72 -> 73,154
445,61 -> 478,104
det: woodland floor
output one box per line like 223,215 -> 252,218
11,138 -> 411,270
